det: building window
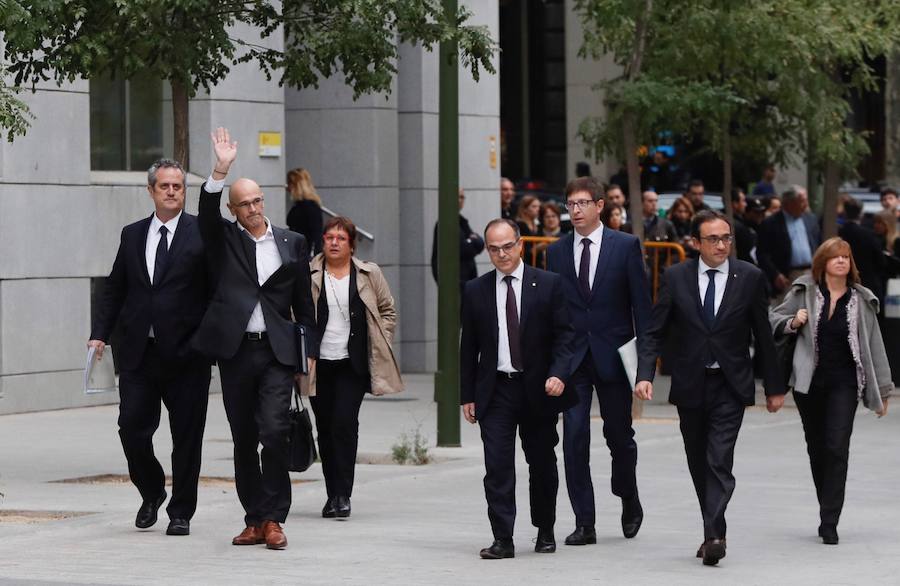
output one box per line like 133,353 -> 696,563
90,75 -> 168,171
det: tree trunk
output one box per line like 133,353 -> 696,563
806,130 -> 820,214
171,79 -> 190,170
822,159 -> 840,240
623,112 -> 644,240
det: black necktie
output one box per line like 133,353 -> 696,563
703,268 -> 717,327
153,225 -> 169,286
578,238 -> 591,300
504,275 -> 523,371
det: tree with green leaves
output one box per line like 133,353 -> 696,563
1,0 -> 495,168
574,0 -> 900,238
0,0 -> 32,141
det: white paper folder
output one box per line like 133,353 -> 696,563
618,337 -> 638,387
84,346 -> 117,394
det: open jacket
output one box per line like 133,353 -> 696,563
308,254 -> 403,396
770,274 -> 894,412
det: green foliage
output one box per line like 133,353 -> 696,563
391,427 -> 430,465
574,0 -> 900,178
0,64 -> 32,142
0,0 -> 496,99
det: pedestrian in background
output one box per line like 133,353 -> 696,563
757,186 -> 821,301
873,210 -> 899,257
600,202 -> 625,232
838,198 -> 886,310
501,177 -> 516,220
310,216 -> 403,520
532,201 -> 566,267
771,237 -> 892,545
286,167 -> 324,257
88,158 -> 212,537
431,188 -> 485,295
667,196 -> 698,257
516,194 -> 541,265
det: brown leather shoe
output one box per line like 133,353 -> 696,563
232,525 -> 264,546
262,520 -> 287,550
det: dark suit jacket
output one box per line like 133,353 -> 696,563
756,211 -> 821,285
91,213 -> 209,372
839,221 -> 886,303
430,215 -> 485,292
460,265 -> 576,419
636,258 -> 785,407
192,183 -> 318,367
312,263 -> 369,379
546,229 -> 652,383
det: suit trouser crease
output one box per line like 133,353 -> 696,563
479,378 -> 559,541
220,338 -> 294,525
563,353 -> 637,527
117,344 -> 211,520
677,373 -> 744,539
310,358 -> 367,498
794,386 -> 858,527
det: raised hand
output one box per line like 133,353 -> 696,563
211,126 -> 238,174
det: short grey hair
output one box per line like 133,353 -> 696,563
782,185 -> 806,203
148,158 -> 186,187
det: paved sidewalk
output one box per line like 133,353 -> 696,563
0,374 -> 898,585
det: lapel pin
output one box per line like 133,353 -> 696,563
531,282 -> 536,287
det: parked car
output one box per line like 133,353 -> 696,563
657,192 -> 724,215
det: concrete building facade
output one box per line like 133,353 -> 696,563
0,7 -> 499,414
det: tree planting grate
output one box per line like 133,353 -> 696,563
49,474 -> 315,486
0,510 -> 94,524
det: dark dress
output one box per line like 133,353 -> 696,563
287,198 -> 324,256
517,220 -> 539,265
794,286 -> 859,531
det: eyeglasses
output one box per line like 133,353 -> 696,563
698,234 -> 734,245
487,240 -> 519,255
234,196 -> 264,209
565,199 -> 596,211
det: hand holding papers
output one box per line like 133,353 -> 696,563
84,344 -> 116,394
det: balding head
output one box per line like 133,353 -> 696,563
226,177 -> 267,237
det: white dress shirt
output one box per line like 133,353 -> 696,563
319,272 -> 351,360
698,258 -> 729,368
496,261 -> 524,373
239,218 -> 282,332
572,223 -> 604,291
145,211 -> 182,336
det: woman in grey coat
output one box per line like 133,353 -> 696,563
771,237 -> 892,545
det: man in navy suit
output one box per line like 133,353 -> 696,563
546,177 -> 652,545
634,210 -> 785,565
89,158 -> 211,536
756,185 -> 821,299
460,219 -> 575,559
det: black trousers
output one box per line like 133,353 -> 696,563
794,383 -> 859,528
479,376 -> 560,541
310,358 -> 368,499
219,337 -> 295,525
676,371 -> 745,540
117,341 -> 211,520
563,352 -> 637,527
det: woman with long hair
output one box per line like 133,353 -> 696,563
872,210 -> 899,255
286,168 -> 324,256
309,217 -> 403,519
600,202 -> 624,231
771,237 -> 893,545
667,196 -> 697,256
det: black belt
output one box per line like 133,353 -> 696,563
497,371 -> 523,380
245,331 -> 267,341
705,366 -> 722,375
147,337 -> 156,345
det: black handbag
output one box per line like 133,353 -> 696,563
294,323 -> 310,375
774,332 -> 797,388
288,389 -> 317,472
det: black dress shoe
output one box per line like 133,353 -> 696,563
564,526 -> 597,545
701,538 -> 726,566
819,524 -> 839,545
135,491 -> 167,529
166,518 -> 190,536
334,496 -> 351,519
621,495 -> 643,538
534,528 -> 556,553
479,539 -> 514,559
322,498 -> 336,518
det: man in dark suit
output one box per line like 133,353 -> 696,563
839,197 -> 887,307
88,158 -> 211,537
634,210 -> 786,566
756,186 -> 821,299
546,177 -> 652,546
460,219 -> 575,559
431,188 -> 485,295
192,127 -> 318,550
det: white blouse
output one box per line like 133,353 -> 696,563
319,272 -> 352,360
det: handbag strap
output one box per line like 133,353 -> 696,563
292,386 -> 307,411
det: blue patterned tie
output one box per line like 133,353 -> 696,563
703,268 -> 717,327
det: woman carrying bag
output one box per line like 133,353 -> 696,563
308,216 -> 403,519
771,237 -> 892,545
